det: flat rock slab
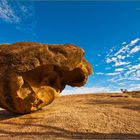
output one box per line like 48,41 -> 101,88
0,94 -> 140,139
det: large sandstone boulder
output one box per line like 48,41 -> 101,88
0,42 -> 92,114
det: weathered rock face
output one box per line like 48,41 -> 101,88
0,42 -> 92,114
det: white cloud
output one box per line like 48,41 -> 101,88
117,55 -> 125,59
122,42 -> 126,45
96,72 -> 104,75
130,45 -> 140,54
0,0 -> 36,33
105,38 -> 140,67
106,38 -> 140,65
128,84 -> 140,91
104,37 -> 140,85
61,86 -> 111,95
129,38 -> 140,46
106,49 -> 130,67
96,72 -> 120,76
106,72 -> 120,76
118,82 -> 126,86
129,64 -> 140,70
106,57 -> 117,63
113,63 -> 140,82
137,70 -> 140,77
123,64 -> 140,80
115,68 -> 124,72
114,44 -> 129,57
114,61 -> 130,66
0,0 -> 20,23
108,76 -> 126,82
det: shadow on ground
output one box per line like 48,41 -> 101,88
0,109 -> 19,120
0,122 -> 140,139
85,98 -> 140,111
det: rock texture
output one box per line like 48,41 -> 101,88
0,42 -> 92,114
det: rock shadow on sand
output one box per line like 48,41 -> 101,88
0,109 -> 19,121
0,122 -> 140,139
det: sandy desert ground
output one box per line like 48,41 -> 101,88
0,93 -> 140,140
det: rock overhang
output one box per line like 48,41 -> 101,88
0,42 -> 92,114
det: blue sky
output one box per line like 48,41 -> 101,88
0,1 -> 140,94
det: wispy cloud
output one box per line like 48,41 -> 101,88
0,0 -> 20,23
130,45 -> 140,54
129,38 -> 140,46
96,72 -> 105,75
122,42 -> 126,45
62,86 -> 112,95
104,37 -> 140,85
106,72 -> 120,76
0,0 -> 36,33
115,68 -> 124,72
96,72 -> 120,76
106,37 -> 140,67
94,37 -> 140,92
106,55 -> 130,67
114,61 -> 130,67
129,83 -> 140,91
89,36 -> 140,93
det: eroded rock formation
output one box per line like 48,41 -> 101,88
0,42 -> 92,114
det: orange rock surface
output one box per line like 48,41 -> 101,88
0,42 -> 92,114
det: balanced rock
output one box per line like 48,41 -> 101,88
0,42 -> 92,114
